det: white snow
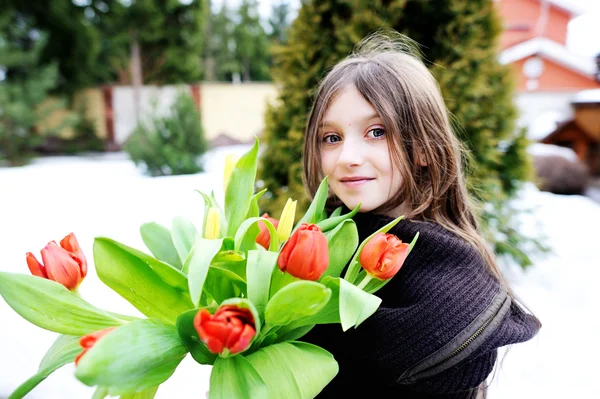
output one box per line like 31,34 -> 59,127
527,109 -> 571,141
1,146 -> 599,398
527,142 -> 579,161
573,88 -> 600,104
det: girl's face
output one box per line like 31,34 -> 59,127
319,85 -> 402,214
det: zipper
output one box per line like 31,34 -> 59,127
397,288 -> 510,384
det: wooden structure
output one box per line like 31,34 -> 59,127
541,92 -> 600,175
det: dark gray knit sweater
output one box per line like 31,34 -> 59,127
302,212 -> 541,398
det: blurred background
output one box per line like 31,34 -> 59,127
1,0 -> 599,398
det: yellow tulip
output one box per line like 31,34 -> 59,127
204,207 -> 221,239
223,154 -> 239,193
276,198 -> 297,242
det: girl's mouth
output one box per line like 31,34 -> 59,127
339,177 -> 375,186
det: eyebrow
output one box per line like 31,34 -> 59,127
321,113 -> 382,128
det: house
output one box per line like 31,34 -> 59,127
495,0 -> 600,132
540,89 -> 600,175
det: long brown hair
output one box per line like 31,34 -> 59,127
303,32 -> 506,286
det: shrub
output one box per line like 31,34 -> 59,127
124,91 -> 208,176
534,155 -> 589,195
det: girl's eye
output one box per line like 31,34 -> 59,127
322,134 -> 342,144
367,128 -> 386,139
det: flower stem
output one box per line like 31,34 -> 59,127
356,275 -> 373,291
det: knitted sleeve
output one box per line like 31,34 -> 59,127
303,214 -> 540,395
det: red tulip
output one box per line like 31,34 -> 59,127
277,223 -> 329,281
194,305 -> 256,355
75,327 -> 117,365
26,233 -> 88,290
360,233 -> 409,280
256,213 -> 279,250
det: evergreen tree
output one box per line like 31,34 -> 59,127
233,0 -> 270,81
0,11 -> 60,165
88,0 -> 205,84
269,1 -> 291,45
205,3 -> 239,81
5,0 -> 101,97
259,0 -> 538,268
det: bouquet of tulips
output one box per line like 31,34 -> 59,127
0,139 -> 418,399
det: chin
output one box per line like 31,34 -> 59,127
342,200 -> 376,213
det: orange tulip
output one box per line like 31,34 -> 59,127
194,305 -> 256,355
26,233 -> 87,291
75,327 -> 117,365
360,233 -> 409,280
277,223 -> 329,281
256,213 -> 279,250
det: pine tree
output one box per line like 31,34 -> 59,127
88,0 -> 205,85
6,0 -> 101,97
259,0 -> 539,268
269,1 -> 291,45
233,0 -> 270,81
0,11 -> 60,165
205,3 -> 239,81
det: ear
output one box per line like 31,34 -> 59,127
416,150 -> 427,167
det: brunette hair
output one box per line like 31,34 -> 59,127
302,31 -> 506,285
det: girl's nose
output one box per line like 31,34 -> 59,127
337,137 -> 364,167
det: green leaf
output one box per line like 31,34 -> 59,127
171,216 -> 198,264
246,250 -> 278,316
295,176 -> 328,227
268,268 -> 297,298
330,207 -> 343,218
280,276 -> 381,331
120,386 -> 159,399
247,189 -> 267,219
316,203 -> 360,232
209,355 -> 268,399
103,239 -> 189,292
185,235 -> 224,306
235,216 -> 279,252
225,138 -> 260,237
8,335 -> 81,399
337,278 -> 381,331
94,238 -> 194,325
176,309 -> 218,365
275,324 -> 316,343
0,272 -> 123,335
321,219 -> 359,279
265,281 -> 331,326
245,341 -> 338,399
140,222 -> 182,269
344,215 -> 405,284
75,319 -> 187,395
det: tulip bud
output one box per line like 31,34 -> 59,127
277,223 -> 329,281
26,233 -> 87,291
276,198 -> 297,242
204,207 -> 221,239
223,154 -> 239,193
194,305 -> 256,355
75,327 -> 117,365
256,213 -> 279,250
360,233 -> 409,281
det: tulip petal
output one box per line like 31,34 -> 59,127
26,252 -> 48,279
228,324 -> 255,354
41,242 -> 82,290
60,233 -> 87,278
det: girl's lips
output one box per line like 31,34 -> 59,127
340,178 -> 374,187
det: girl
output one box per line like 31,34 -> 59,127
300,33 -> 541,398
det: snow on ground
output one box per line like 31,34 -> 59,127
0,146 -> 599,398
